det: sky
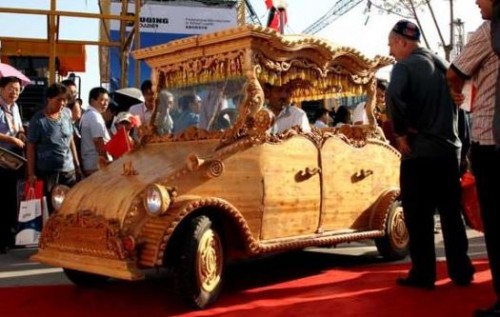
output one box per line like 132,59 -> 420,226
0,0 -> 100,102
250,0 -> 484,79
0,0 -> 487,96
251,0 -> 483,57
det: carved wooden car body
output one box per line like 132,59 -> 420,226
33,25 -> 407,309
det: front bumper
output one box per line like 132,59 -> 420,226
31,210 -> 144,281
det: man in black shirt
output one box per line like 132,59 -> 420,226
386,20 -> 474,290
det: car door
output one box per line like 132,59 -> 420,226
259,135 -> 321,240
320,136 -> 400,231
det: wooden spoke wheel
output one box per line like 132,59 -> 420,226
375,200 -> 409,260
174,215 -> 224,309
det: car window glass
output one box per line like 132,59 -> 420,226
154,78 -> 245,136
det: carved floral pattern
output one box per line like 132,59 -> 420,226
156,51 -> 245,90
39,210 -> 132,261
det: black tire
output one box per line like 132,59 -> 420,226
375,200 -> 409,260
63,268 -> 110,287
173,215 -> 224,309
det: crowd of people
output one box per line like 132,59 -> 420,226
0,78 -> 216,255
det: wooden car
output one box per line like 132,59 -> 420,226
32,25 -> 407,309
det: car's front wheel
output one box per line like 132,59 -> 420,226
375,199 -> 409,260
63,268 -> 109,287
173,215 -> 224,309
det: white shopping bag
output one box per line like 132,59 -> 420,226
15,229 -> 40,246
17,198 -> 42,223
16,186 -> 43,246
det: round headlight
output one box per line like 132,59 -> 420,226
51,185 -> 70,211
143,184 -> 170,216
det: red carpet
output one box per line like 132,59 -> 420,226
0,257 -> 495,317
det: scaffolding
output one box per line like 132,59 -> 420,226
0,0 -> 140,87
244,0 -> 262,25
302,0 -> 364,35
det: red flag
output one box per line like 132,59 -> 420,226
265,0 -> 273,9
104,126 -> 131,159
266,5 -> 287,33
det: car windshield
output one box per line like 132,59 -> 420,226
153,78 -> 246,136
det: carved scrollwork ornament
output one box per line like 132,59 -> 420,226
206,160 -> 224,178
252,110 -> 274,134
218,65 -> 265,148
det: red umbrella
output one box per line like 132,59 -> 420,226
0,63 -> 32,86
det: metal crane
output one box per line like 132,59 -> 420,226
244,0 -> 262,25
302,0 -> 365,35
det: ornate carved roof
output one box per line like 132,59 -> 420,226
133,25 -> 393,101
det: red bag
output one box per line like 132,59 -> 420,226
23,180 -> 44,200
461,172 -> 483,232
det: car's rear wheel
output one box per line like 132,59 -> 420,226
63,268 -> 109,287
375,200 -> 409,260
173,215 -> 224,309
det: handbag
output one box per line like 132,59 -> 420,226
461,171 -> 484,232
17,191 -> 42,223
15,181 -> 45,246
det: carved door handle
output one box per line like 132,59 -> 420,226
295,167 -> 321,182
360,169 -> 373,177
305,167 -> 321,176
351,169 -> 374,183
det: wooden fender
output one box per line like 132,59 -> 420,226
368,189 -> 401,230
138,196 -> 257,268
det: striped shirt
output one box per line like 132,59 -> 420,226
452,21 -> 499,145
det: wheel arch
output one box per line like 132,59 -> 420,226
138,196 -> 258,268
368,188 -> 401,230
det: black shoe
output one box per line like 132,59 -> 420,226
453,275 -> 474,286
452,266 -> 475,286
396,276 -> 435,290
